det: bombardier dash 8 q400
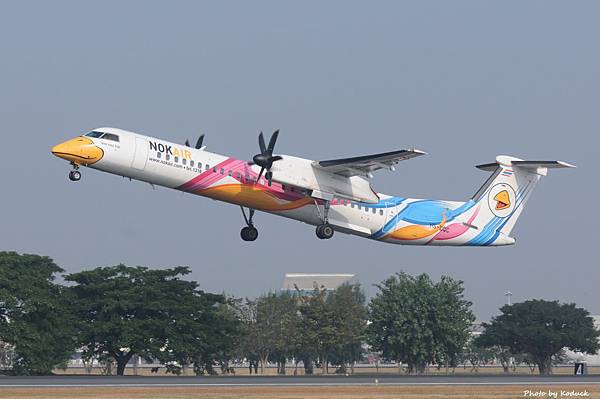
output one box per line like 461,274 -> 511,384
52,128 -> 573,245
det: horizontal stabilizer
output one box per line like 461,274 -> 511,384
511,160 -> 576,169
476,156 -> 575,175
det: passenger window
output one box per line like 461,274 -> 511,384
182,158 -> 187,165
206,164 -> 210,170
166,154 -> 170,161
379,209 -> 384,216
236,172 -> 241,179
220,168 -> 224,175
190,160 -> 194,167
228,170 -> 233,177
245,174 -> 250,182
372,208 -> 376,214
213,167 -> 217,173
198,162 -> 202,169
174,156 -> 179,163
357,205 -> 361,210
351,203 -> 355,208
157,152 -> 161,159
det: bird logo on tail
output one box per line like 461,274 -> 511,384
487,184 -> 516,218
494,190 -> 511,210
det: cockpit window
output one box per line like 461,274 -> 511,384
85,131 -> 104,138
101,133 -> 119,142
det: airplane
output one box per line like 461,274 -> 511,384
51,127 -> 574,246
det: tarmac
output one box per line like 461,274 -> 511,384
0,374 -> 599,387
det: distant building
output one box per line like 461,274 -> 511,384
281,273 -> 356,294
469,322 -> 486,338
565,315 -> 600,366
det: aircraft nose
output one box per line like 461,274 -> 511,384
51,137 -> 104,165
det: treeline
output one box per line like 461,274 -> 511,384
0,252 -> 598,376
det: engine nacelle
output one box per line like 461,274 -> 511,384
271,155 -> 379,203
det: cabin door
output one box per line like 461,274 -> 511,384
131,137 -> 148,170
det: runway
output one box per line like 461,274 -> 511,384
1,374 -> 599,387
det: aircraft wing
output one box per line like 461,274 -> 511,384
312,149 -> 427,177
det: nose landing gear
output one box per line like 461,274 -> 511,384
240,206 -> 258,241
68,165 -> 81,182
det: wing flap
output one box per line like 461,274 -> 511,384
313,149 -> 426,177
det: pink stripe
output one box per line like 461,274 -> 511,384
178,158 -> 306,202
429,205 -> 481,242
179,158 -> 239,191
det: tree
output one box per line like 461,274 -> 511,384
240,293 -> 299,375
326,284 -> 367,374
367,272 -> 474,374
0,252 -> 77,374
156,294 -> 241,376
297,287 -> 338,374
432,276 -> 477,370
461,338 -> 495,373
236,298 -> 260,374
66,265 -> 233,376
477,299 -> 600,375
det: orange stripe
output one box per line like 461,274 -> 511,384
198,184 -> 313,211
387,215 -> 447,241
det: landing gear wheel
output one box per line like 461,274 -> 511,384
241,226 -> 259,241
69,170 -> 81,182
240,207 -> 259,241
316,224 -> 334,239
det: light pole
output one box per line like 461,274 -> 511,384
505,291 -> 513,306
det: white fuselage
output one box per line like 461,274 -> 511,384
53,127 -> 522,246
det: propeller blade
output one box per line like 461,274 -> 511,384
267,129 -> 279,153
258,132 -> 266,154
271,155 -> 283,162
195,134 -> 205,149
256,167 -> 265,183
265,171 -> 273,186
185,139 -> 190,147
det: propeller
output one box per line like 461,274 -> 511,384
185,134 -> 205,149
252,129 -> 282,184
195,134 -> 205,149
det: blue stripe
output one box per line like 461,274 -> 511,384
467,182 -> 532,246
370,199 -> 477,240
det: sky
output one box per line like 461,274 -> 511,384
1,1 -> 598,320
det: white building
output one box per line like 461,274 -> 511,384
565,315 -> 600,366
281,273 -> 356,294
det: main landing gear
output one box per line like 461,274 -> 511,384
240,206 -> 259,241
316,224 -> 334,240
315,200 -> 334,240
68,164 -> 81,182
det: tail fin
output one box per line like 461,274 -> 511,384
469,155 -> 574,245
